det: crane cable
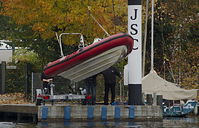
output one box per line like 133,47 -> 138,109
88,6 -> 110,37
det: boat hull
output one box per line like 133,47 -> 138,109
163,101 -> 198,117
43,33 -> 134,82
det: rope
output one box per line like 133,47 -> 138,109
112,0 -> 116,33
88,6 -> 110,36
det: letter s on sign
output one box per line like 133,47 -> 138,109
130,24 -> 138,35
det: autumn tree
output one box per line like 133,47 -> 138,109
145,0 -> 199,89
0,0 -> 128,66
1,0 -> 127,42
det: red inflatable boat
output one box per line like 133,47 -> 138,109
43,33 -> 134,82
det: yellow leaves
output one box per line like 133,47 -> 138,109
32,22 -> 47,32
171,41 -> 199,90
37,0 -> 54,16
41,30 -> 54,39
0,93 -> 31,104
61,34 -> 81,45
1,0 -> 128,45
32,22 -> 55,39
182,76 -> 198,89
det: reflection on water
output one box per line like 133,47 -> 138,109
36,121 -> 142,128
0,117 -> 199,128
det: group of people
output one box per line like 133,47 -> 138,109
85,66 -> 121,105
41,66 -> 121,105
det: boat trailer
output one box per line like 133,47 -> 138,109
35,82 -> 86,105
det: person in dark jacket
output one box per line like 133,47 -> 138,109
102,66 -> 121,105
41,72 -> 53,94
85,75 -> 97,105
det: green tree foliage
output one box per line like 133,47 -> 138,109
5,63 -> 25,93
13,48 -> 39,65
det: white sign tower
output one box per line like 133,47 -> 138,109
127,0 -> 143,105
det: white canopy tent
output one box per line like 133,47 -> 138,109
142,69 -> 198,100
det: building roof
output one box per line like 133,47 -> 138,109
0,41 -> 12,50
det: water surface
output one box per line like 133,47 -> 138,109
0,116 -> 199,128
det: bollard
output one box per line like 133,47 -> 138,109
157,95 -> 163,107
64,106 -> 71,120
0,61 -> 6,94
146,94 -> 153,105
101,106 -> 107,120
41,106 -> 48,120
153,93 -> 157,106
129,105 -> 135,119
87,106 -> 94,120
194,105 -> 198,115
114,106 -> 121,119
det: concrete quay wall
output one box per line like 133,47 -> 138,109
38,105 -> 163,121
